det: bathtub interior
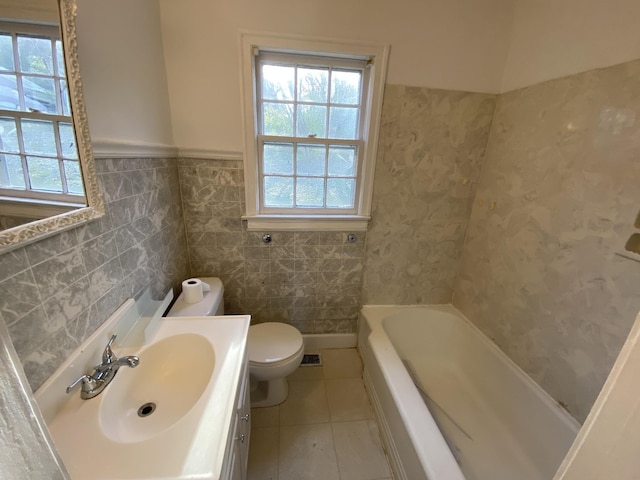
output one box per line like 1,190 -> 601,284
361,305 -> 580,480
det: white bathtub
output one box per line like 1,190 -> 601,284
358,305 -> 580,480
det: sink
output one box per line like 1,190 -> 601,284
35,295 -> 250,480
100,333 -> 215,444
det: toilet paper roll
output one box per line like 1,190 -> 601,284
182,278 -> 211,304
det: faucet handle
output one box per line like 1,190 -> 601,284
102,334 -> 117,364
66,374 -> 97,394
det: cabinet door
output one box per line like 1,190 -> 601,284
237,374 -> 251,478
229,443 -> 242,480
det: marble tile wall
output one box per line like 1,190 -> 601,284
454,59 -> 640,423
361,85 -> 497,304
178,158 -> 365,333
0,157 -> 189,391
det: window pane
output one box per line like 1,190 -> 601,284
18,36 -> 53,75
328,146 -> 356,176
296,105 -> 326,138
263,142 -> 293,175
64,159 -> 84,195
0,74 -> 20,110
0,35 -> 14,71
264,176 -> 293,207
22,119 -> 57,156
0,117 -> 19,152
59,122 -> 77,158
331,70 -> 361,105
329,106 -> 358,139
23,75 -> 56,114
297,67 -> 328,103
296,177 -> 324,207
297,144 -> 325,176
262,64 -> 294,101
263,102 -> 293,136
55,40 -> 65,76
0,153 -> 25,188
326,178 -> 355,208
27,156 -> 62,191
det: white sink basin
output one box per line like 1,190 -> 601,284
101,332 -> 215,444
35,304 -> 250,480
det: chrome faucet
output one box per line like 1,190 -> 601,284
66,334 -> 140,399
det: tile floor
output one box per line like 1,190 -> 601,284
247,348 -> 393,480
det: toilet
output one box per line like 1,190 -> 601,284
166,277 -> 304,408
247,321 -> 304,408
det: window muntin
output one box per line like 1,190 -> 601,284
256,52 -> 368,214
0,22 -> 83,204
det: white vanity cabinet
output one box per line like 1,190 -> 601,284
221,352 -> 251,480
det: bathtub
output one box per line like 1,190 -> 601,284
358,305 -> 580,480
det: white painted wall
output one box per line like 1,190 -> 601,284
158,0 -> 514,153
500,0 -> 640,92
61,0 -> 640,151
75,0 -> 174,149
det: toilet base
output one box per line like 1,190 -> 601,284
250,376 -> 289,408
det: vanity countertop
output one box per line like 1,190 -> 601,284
35,289 -> 250,480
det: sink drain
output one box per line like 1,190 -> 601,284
138,402 -> 156,417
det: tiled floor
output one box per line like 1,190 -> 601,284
247,348 -> 393,480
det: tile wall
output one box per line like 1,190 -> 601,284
361,85 -> 497,304
454,59 -> 640,422
0,157 -> 189,390
179,158 -> 365,333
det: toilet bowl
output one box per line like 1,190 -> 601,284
248,322 -> 304,408
166,277 -> 303,408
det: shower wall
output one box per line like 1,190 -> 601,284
362,85 -> 496,304
454,59 -> 640,423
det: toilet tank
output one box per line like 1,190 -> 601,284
166,277 -> 224,317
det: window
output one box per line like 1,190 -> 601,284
241,34 -> 388,231
0,21 -> 84,209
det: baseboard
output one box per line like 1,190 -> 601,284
302,333 -> 357,351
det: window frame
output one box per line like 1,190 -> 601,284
240,32 -> 389,231
0,20 -> 84,208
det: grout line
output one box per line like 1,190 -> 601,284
330,421 -> 345,480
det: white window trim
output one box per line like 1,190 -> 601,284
239,31 -> 389,231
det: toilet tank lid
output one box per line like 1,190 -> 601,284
248,322 -> 303,363
166,277 -> 223,317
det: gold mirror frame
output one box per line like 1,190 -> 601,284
0,0 -> 104,254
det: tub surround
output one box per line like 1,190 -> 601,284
0,157 -> 189,391
454,58 -> 640,423
362,85 -> 496,305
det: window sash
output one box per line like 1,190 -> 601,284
0,22 -> 82,204
257,134 -> 362,214
255,51 -> 369,214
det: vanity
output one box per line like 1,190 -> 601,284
35,289 -> 251,480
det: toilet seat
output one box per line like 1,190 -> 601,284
248,322 -> 304,364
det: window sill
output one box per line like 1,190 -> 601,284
241,214 -> 370,231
